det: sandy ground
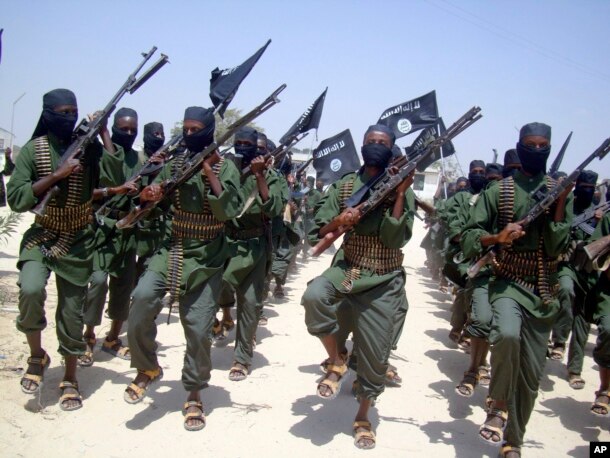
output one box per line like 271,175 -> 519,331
0,206 -> 608,458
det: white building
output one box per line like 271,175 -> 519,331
0,127 -> 13,151
413,169 -> 441,203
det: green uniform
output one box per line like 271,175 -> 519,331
128,155 -> 242,392
461,171 -> 573,447
551,202 -> 599,374
83,145 -> 142,327
270,176 -> 299,288
7,134 -> 102,356
301,171 -> 415,401
591,212 -> 610,369
218,169 -> 284,367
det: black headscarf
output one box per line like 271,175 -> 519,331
111,107 -> 138,151
234,126 -> 259,166
183,106 -> 215,153
31,88 -> 78,141
456,176 -> 469,192
574,170 -> 599,211
143,121 -> 165,155
486,163 -> 503,178
469,160 -> 485,171
517,122 -> 552,175
361,124 -> 395,169
502,148 -> 521,177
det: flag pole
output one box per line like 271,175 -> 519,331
437,123 -> 447,198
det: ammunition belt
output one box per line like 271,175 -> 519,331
341,233 -> 403,291
225,225 -> 264,240
24,136 -> 88,259
339,179 -> 355,212
171,209 -> 223,241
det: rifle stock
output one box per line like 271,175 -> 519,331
31,47 -> 168,216
116,84 -> 287,230
584,234 -> 610,271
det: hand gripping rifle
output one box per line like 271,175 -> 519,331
32,47 -> 169,216
240,131 -> 309,178
116,84 -> 287,229
570,200 -> 610,236
467,137 -> 610,278
94,134 -> 183,224
310,106 -> 483,257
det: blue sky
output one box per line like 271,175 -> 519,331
1,0 -> 609,177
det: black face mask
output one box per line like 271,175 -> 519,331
183,125 -> 214,153
468,172 -> 488,193
144,133 -> 165,155
516,142 -> 550,175
42,108 -> 77,142
361,143 -> 393,168
235,144 -> 259,166
574,186 -> 595,211
112,126 -> 137,151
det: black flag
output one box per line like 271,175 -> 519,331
279,87 -> 327,144
377,90 -> 439,139
313,129 -> 361,184
209,39 -> 271,118
405,117 -> 456,171
0,29 -> 3,65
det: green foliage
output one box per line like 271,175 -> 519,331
0,211 -> 22,246
170,108 -> 265,143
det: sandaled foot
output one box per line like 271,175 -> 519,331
478,365 -> 491,387
591,390 -> 610,416
320,349 -> 349,374
548,343 -> 566,361
124,367 -> 163,404
479,408 -> 507,445
273,284 -> 285,298
448,330 -> 461,346
353,420 -> 376,450
20,352 -> 51,395
568,373 -> 586,390
500,445 -> 521,457
385,365 -> 402,387
59,381 -> 83,411
458,335 -> 471,353
456,370 -> 480,397
317,363 -> 347,400
101,338 -> 130,360
229,362 -> 249,382
258,314 -> 268,326
183,400 -> 206,431
78,337 -> 96,367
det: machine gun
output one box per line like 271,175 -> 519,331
241,132 -> 309,178
116,84 -> 286,229
467,137 -> 610,278
584,233 -> 610,271
570,200 -> 610,236
32,46 -> 169,216
311,106 -> 483,256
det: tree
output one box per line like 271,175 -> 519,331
170,108 -> 265,141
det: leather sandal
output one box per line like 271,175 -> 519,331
78,337 -> 96,367
591,390 -> 610,416
479,407 -> 508,445
101,338 -> 130,360
317,363 -> 347,400
456,370 -> 480,397
183,400 -> 206,431
20,352 -> 51,395
500,445 -> 521,457
353,420 -> 376,450
124,367 -> 163,404
229,362 -> 249,382
59,381 -> 83,411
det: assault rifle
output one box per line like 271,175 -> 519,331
310,106 -> 483,256
32,46 -> 169,216
467,137 -> 610,278
571,200 -> 610,236
548,131 -> 573,176
584,233 -> 610,271
94,134 -> 183,224
116,84 -> 287,229
294,156 -> 313,180
241,131 -> 309,178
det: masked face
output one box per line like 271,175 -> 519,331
183,120 -> 214,153
235,142 -> 259,166
144,131 -> 165,155
42,106 -> 78,142
517,136 -> 550,175
361,143 -> 393,168
468,171 -> 488,193
574,184 -> 595,210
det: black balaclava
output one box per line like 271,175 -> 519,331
574,170 -> 598,212
517,122 -> 551,175
361,124 -> 395,168
486,163 -> 503,182
234,126 -> 259,166
32,88 -> 78,142
502,148 -> 521,178
143,122 -> 165,155
456,176 -> 469,193
183,107 -> 215,153
111,107 -> 138,151
468,159 -> 487,193
267,139 -> 277,153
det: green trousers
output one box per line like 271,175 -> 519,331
83,252 -> 136,326
128,269 -> 221,392
465,281 -> 492,339
488,297 -> 554,447
595,313 -> 610,369
551,275 -> 574,345
16,260 -> 87,356
302,274 -> 405,400
450,286 -> 471,333
271,230 -> 296,286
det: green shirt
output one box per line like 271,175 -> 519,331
7,134 -> 102,285
309,171 -> 416,293
461,171 -> 573,318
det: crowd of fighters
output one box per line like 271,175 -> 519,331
4,88 -> 610,456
